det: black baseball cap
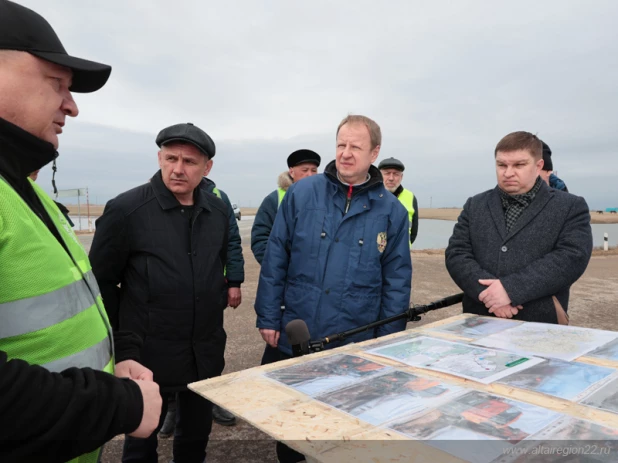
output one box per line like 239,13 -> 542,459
287,149 -> 321,168
378,157 -> 405,172
0,0 -> 111,93
156,123 -> 216,159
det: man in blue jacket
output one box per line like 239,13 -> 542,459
254,115 -> 412,463
251,149 -> 321,265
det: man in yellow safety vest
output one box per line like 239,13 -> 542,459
378,157 -> 419,247
0,2 -> 161,462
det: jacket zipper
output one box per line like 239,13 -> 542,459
344,184 -> 353,214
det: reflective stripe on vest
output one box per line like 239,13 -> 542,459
0,176 -> 113,374
44,336 -> 113,372
277,188 -> 286,207
0,270 -> 99,339
397,188 -> 415,249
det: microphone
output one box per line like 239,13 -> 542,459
285,319 -> 311,357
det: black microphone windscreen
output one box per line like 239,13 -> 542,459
285,319 -> 311,346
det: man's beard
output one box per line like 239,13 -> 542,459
385,185 -> 398,193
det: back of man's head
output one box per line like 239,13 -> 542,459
494,131 -> 542,160
541,141 -> 553,171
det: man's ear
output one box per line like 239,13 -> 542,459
370,145 -> 381,164
203,159 -> 214,177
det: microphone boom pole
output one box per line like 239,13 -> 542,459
309,293 -> 464,352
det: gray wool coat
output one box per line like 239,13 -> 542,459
445,180 -> 593,323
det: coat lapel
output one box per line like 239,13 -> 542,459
505,180 -> 553,242
488,187 -> 507,241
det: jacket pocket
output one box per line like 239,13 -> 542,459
358,214 -> 389,266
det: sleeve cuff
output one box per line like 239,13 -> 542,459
113,331 -> 143,363
121,378 -> 144,434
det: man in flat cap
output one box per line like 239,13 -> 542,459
90,122 -> 229,462
0,1 -> 161,461
539,141 -> 569,192
378,157 -> 419,247
251,148 -> 321,265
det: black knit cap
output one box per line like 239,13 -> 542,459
378,157 -> 405,172
287,149 -> 321,168
156,122 -> 216,159
541,141 -> 553,171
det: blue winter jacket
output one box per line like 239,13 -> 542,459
549,173 -> 569,193
255,161 -> 412,355
251,171 -> 293,265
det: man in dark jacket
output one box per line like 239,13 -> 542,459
255,115 -> 412,463
158,177 -> 243,433
202,177 -> 245,301
445,131 -> 592,324
251,149 -> 321,264
0,2 -> 160,461
202,178 -> 243,426
90,122 -> 229,463
539,140 -> 569,192
378,157 -> 419,246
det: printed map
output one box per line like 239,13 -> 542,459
474,323 -> 618,362
366,336 -> 543,384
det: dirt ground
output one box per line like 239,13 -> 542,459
85,232 -> 618,462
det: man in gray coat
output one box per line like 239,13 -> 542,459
445,131 -> 592,324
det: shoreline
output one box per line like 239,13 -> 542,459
66,205 -> 618,225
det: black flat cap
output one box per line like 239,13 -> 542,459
287,149 -> 321,168
0,0 -> 111,93
156,122 -> 216,159
378,157 -> 405,171
541,141 -> 553,171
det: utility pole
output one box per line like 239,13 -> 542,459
430,196 -> 433,208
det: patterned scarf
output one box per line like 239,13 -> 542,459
499,176 -> 542,232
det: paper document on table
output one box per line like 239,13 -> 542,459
473,323 -> 618,362
366,336 -> 544,384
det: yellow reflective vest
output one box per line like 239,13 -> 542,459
397,188 -> 415,249
0,176 -> 113,463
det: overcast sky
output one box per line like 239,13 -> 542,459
22,0 -> 618,209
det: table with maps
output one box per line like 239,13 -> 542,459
189,314 -> 618,463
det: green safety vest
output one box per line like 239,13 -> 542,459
277,188 -> 286,207
397,188 -> 415,249
0,176 -> 114,463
